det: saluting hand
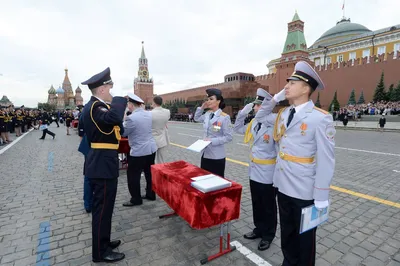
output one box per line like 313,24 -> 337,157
201,101 -> 209,109
242,103 -> 253,114
273,88 -> 286,103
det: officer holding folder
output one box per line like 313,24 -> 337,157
255,61 -> 335,266
194,88 -> 233,177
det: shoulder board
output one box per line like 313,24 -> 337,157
313,107 -> 329,115
221,112 -> 228,117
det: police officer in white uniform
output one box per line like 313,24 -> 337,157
255,61 -> 335,266
233,88 -> 277,251
122,93 -> 157,207
194,88 -> 233,177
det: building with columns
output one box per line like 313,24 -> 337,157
47,69 -> 83,110
134,13 -> 400,116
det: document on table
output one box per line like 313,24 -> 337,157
191,174 -> 232,193
299,205 -> 329,234
191,174 -> 215,181
186,139 -> 211,152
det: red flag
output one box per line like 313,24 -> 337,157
342,3 -> 344,10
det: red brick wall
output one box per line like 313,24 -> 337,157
159,52 -> 400,111
312,53 -> 400,108
134,82 -> 154,105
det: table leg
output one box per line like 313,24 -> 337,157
200,222 -> 236,265
159,212 -> 177,219
119,153 -> 128,170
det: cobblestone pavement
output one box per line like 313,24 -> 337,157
0,123 -> 399,266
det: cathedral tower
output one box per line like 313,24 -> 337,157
134,41 -> 154,105
62,68 -> 75,107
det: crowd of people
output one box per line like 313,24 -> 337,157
333,100 -> 400,121
0,105 -> 83,145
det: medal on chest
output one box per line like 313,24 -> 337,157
263,134 -> 270,143
300,123 -> 307,136
212,121 -> 222,132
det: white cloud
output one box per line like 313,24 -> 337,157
0,0 -> 398,107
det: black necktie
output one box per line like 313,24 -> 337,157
287,108 -> 296,127
210,113 -> 214,120
255,122 -> 262,134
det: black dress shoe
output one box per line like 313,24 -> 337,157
39,137 -> 44,140
109,240 -> 121,249
122,201 -> 142,207
85,209 -> 91,213
93,251 -> 125,263
258,240 -> 271,251
243,232 -> 261,240
141,195 -> 156,201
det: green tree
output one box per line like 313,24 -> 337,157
392,81 -> 400,101
386,84 -> 395,101
347,88 -> 356,105
328,91 -> 340,112
314,92 -> 321,108
373,71 -> 386,102
357,89 -> 365,104
37,102 -> 56,112
243,96 -> 253,105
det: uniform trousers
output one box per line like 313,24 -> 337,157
90,178 -> 118,260
250,180 -> 277,242
278,192 -> 316,266
155,146 -> 167,164
83,175 -> 93,210
200,156 -> 226,177
127,153 -> 156,203
40,128 -> 55,139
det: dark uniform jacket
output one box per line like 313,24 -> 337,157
82,96 -> 127,179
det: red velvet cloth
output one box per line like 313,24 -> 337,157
118,138 -> 130,154
151,161 -> 242,229
72,120 -> 79,128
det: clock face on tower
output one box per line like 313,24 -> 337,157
142,70 -> 148,76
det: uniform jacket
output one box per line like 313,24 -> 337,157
233,108 -> 276,184
83,96 -> 127,179
123,108 -> 157,157
255,100 -> 335,201
194,107 -> 233,160
151,106 -> 170,149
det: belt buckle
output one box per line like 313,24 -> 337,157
279,151 -> 285,159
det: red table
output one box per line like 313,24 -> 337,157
71,119 -> 79,128
118,138 -> 129,170
151,160 -> 242,264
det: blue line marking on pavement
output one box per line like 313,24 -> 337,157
47,152 -> 54,172
36,221 -> 51,266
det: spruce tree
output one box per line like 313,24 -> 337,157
315,92 -> 322,108
328,91 -> 340,111
347,89 -> 356,105
392,81 -> 400,101
357,90 -> 365,104
373,71 -> 386,102
387,84 -> 394,101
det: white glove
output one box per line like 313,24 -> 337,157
314,200 -> 329,210
273,88 -> 286,103
242,103 -> 253,114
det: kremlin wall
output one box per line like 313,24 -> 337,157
144,12 -> 400,117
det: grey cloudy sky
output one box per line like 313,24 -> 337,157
0,0 -> 398,107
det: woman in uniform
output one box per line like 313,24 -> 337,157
65,109 -> 74,135
194,88 -> 233,177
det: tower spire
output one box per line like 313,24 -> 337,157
282,11 -> 307,55
141,41 -> 146,59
